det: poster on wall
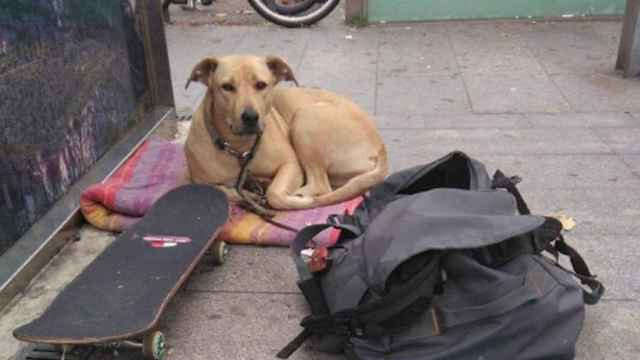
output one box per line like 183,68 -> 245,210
0,0 -> 149,256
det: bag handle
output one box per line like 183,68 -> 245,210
492,170 -> 531,215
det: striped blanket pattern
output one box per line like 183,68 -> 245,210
80,138 -> 361,246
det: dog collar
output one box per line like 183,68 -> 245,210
203,118 -> 252,163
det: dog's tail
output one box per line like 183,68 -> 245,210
312,147 -> 389,208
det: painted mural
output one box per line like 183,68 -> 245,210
0,0 -> 149,255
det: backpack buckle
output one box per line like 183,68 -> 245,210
348,317 -> 365,337
327,214 -> 342,226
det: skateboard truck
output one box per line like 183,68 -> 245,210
22,332 -> 166,360
21,344 -> 94,360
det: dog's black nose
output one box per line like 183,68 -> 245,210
241,109 -> 259,127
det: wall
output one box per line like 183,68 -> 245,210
367,0 -> 626,22
0,0 -> 148,256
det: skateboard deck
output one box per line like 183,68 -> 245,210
14,184 -> 229,358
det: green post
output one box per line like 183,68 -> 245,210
346,0 -> 368,26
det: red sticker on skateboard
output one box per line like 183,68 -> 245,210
143,235 -> 192,248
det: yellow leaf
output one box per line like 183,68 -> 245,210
548,211 -> 576,231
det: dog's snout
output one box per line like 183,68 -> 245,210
241,109 -> 259,127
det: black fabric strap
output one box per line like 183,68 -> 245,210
299,254 -> 441,339
473,217 -> 562,267
492,170 -> 531,215
553,236 -> 605,305
353,256 -> 440,336
276,329 -> 312,359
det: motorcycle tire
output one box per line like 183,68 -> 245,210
248,0 -> 340,28
268,0 -> 316,15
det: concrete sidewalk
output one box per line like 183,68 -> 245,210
2,9 -> 640,360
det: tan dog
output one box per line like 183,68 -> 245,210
184,55 -> 388,210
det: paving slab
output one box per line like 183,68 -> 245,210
298,30 -> 379,113
620,155 -> 640,174
463,72 -> 572,113
297,67 -> 376,114
166,26 -> 246,110
446,22 -> 530,55
424,113 -> 530,128
380,128 -> 611,157
593,128 -> 640,154
376,73 -> 471,115
232,27 -> 310,67
523,188 -> 640,237
186,245 -> 298,293
448,23 -> 544,77
373,114 -> 427,129
160,291 -> 338,360
516,21 -> 620,76
456,51 -> 547,76
376,113 -> 529,129
377,25 -> 458,76
479,154 -> 640,189
576,301 -> 640,360
562,235 -> 640,301
524,112 -> 639,128
550,74 -> 640,112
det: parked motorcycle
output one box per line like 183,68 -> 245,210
162,0 -> 340,28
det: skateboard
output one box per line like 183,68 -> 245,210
14,184 -> 230,360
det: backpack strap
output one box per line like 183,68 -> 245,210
474,215 -> 600,304
492,170 -> 531,215
475,216 -> 604,305
552,235 -> 605,304
297,253 -> 441,338
492,170 -> 604,304
473,216 -> 561,267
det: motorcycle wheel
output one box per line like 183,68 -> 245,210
269,0 -> 316,15
248,0 -> 340,28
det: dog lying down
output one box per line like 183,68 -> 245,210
184,54 -> 388,211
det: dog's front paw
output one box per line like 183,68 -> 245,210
287,194 -> 315,208
294,185 -> 318,198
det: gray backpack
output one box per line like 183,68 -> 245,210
278,151 -> 604,360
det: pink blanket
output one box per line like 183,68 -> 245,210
80,138 -> 361,247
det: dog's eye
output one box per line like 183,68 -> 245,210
221,83 -> 235,92
255,81 -> 267,91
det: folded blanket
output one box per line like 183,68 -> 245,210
80,139 -> 189,232
80,138 -> 362,247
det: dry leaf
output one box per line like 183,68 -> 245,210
548,211 -> 576,231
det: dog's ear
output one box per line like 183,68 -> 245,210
186,57 -> 219,89
266,56 -> 298,86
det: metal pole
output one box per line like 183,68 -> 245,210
616,0 -> 640,77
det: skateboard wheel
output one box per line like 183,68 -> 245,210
143,331 -> 167,360
211,241 -> 227,265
